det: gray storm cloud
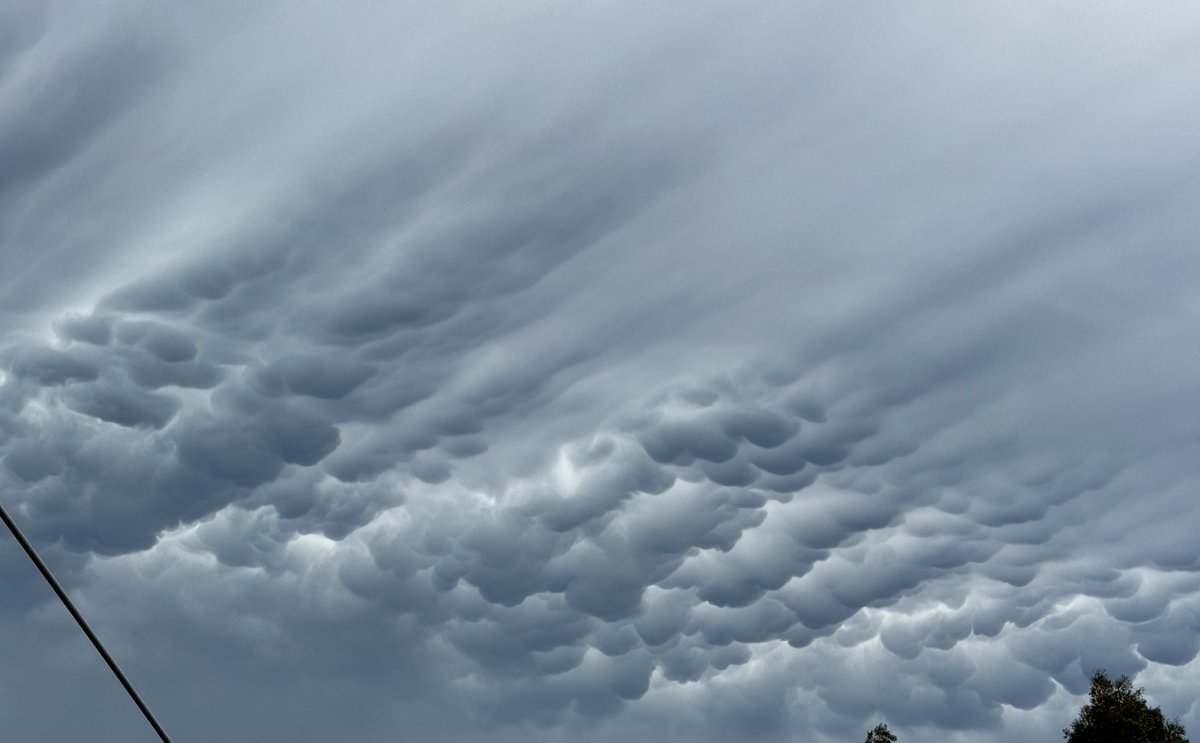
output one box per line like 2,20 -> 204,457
2,2 -> 1200,742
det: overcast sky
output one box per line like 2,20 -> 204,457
3,3 -> 1200,741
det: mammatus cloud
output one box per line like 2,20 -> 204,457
2,2 -> 1200,741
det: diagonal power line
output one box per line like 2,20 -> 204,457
0,500 -> 172,743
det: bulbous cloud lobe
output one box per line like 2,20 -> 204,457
2,2 -> 1200,741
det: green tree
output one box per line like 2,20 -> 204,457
1064,669 -> 1188,743
865,722 -> 897,743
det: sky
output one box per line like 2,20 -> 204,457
2,2 -> 1200,741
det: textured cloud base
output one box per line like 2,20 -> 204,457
3,3 -> 1200,741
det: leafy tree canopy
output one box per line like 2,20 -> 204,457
1064,669 -> 1188,743
865,722 -> 897,743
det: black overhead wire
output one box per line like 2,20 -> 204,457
0,500 -> 172,743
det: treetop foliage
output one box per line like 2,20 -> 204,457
861,670 -> 1189,743
1063,669 -> 1188,743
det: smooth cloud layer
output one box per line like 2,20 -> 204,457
2,2 -> 1200,741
